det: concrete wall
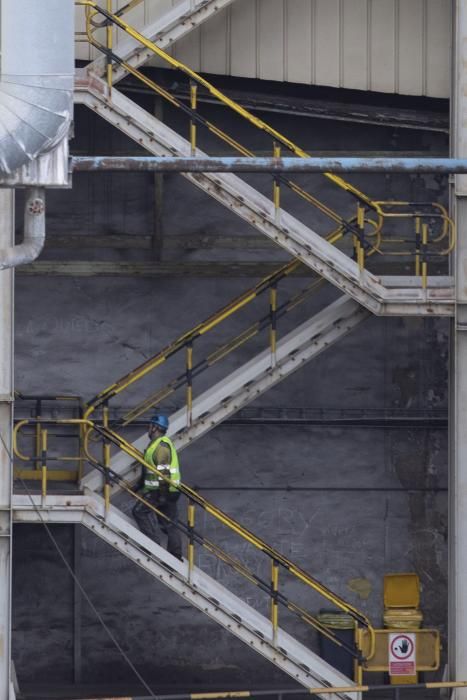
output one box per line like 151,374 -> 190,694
11,88 -> 449,694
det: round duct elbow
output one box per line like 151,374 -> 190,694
0,77 -> 72,175
0,0 -> 74,176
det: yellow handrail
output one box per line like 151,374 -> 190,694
79,2 -> 371,243
13,416 -> 376,661
84,258 -> 302,415
118,276 -> 325,427
83,207 -> 352,424
75,1 -> 455,267
77,1 -> 380,212
89,0 -> 144,27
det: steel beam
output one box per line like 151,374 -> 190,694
450,2 -> 467,695
152,80 -> 449,133
0,190 -> 14,700
71,155 -> 467,173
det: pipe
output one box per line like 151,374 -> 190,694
71,155 -> 467,173
78,681 -> 467,700
0,0 -> 74,176
0,189 -> 45,270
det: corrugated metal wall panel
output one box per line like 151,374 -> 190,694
342,0 -> 369,91
314,0 -> 341,88
369,0 -> 396,93
398,0 -> 425,95
285,0 -> 312,84
229,0 -> 258,79
200,7 -> 230,75
425,0 -> 451,97
258,0 -> 285,81
75,0 -> 450,98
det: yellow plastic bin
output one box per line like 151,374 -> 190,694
383,573 -> 423,629
384,573 -> 420,610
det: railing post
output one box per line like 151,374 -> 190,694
41,428 -> 48,506
78,403 -> 85,483
356,204 -> 366,271
354,626 -> 363,684
421,222 -> 429,289
106,0 -> 113,93
415,216 -> 421,276
270,558 -> 279,644
273,142 -> 281,223
102,402 -> 111,516
187,500 -> 196,581
190,82 -> 198,155
35,399 -> 42,473
269,284 -> 278,367
186,342 -> 193,428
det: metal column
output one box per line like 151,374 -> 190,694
0,189 -> 14,700
450,1 -> 467,693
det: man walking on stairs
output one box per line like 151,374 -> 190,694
132,414 -> 183,560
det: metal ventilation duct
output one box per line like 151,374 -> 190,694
0,0 -> 74,176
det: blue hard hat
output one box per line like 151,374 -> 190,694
149,414 -> 169,430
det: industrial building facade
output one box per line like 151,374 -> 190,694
1,1 -> 466,698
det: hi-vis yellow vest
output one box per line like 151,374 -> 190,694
143,436 -> 180,492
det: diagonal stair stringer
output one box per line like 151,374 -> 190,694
82,296 -> 370,495
12,492 -> 358,698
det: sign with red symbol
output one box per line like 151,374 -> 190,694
389,633 -> 416,676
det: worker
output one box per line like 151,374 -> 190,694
132,414 -> 182,560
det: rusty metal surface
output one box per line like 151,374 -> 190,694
71,155 -> 465,173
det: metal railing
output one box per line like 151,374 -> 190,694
13,416 -> 376,671
82,258 -> 326,428
14,393 -> 85,484
75,1 -> 455,280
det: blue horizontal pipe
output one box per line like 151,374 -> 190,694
71,155 -> 463,173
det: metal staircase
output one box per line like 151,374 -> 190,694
9,7 -> 451,691
70,2 -> 455,503
73,2 -> 455,317
74,73 -> 453,317
82,295 -> 370,495
0,4 -> 454,698
14,280 -> 378,691
12,489 -> 360,696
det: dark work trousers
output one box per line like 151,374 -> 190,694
132,490 -> 182,559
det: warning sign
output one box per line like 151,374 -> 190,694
389,633 -> 416,676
